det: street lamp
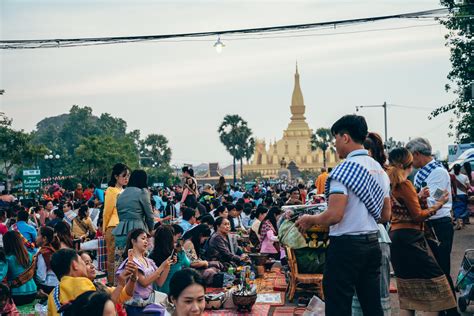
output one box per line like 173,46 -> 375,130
44,153 -> 61,179
355,101 -> 388,143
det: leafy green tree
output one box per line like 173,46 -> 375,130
139,134 -> 172,169
218,115 -> 253,184
240,136 -> 255,180
74,135 -> 138,184
385,137 -> 405,151
311,128 -> 334,168
430,1 -> 474,143
0,113 -> 46,191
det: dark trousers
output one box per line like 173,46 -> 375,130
323,234 -> 383,316
12,293 -> 36,306
426,217 -> 459,316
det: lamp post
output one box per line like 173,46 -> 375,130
44,153 -> 60,179
355,101 -> 388,143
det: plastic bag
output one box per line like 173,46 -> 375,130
303,295 -> 325,316
278,220 -> 308,249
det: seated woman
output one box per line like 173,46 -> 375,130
3,231 -> 37,306
116,228 -> 172,316
36,226 -> 60,294
205,217 -> 249,269
249,206 -> 268,251
149,225 -> 190,294
212,205 -> 228,219
0,283 -> 19,315
79,250 -> 136,309
259,206 -> 284,261
182,224 -> 222,285
169,268 -> 206,316
54,222 -> 75,249
72,205 -> 96,241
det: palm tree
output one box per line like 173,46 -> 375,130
218,115 -> 253,185
239,135 -> 255,182
311,128 -> 334,168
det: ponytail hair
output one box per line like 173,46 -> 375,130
40,226 -> 60,250
364,132 -> 387,169
387,148 -> 413,187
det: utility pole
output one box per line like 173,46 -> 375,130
356,101 -> 388,143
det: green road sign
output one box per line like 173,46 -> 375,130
23,169 -> 41,192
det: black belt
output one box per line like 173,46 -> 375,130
428,217 -> 451,224
330,232 -> 378,242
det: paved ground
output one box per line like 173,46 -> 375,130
390,221 -> 474,315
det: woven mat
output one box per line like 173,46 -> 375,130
270,306 -> 306,316
255,270 -> 287,293
203,304 -> 270,316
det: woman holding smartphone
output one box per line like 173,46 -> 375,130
387,148 -> 456,315
116,228 -> 173,316
149,225 -> 190,294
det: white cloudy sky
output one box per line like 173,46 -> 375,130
0,0 -> 456,166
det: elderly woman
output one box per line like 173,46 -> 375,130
205,217 -> 249,269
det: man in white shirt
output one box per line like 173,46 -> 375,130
406,137 -> 458,316
296,115 -> 391,316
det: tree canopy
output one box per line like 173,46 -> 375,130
431,1 -> 474,143
1,105 -> 175,190
311,128 -> 334,168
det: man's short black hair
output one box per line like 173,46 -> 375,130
53,208 -> 65,219
51,248 -> 79,280
17,210 -> 29,222
330,114 -> 368,144
182,207 -> 196,221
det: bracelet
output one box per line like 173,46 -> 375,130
130,275 -> 138,282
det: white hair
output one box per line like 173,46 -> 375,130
406,137 -> 432,156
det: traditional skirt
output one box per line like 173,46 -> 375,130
389,229 -> 456,311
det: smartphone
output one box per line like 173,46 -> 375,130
433,188 -> 445,200
170,248 -> 176,258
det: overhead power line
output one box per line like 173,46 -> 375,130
0,8 -> 448,50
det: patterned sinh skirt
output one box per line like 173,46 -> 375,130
389,229 -> 456,312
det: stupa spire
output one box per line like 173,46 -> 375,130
291,62 -> 305,120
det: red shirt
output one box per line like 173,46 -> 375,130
83,189 -> 93,201
0,223 -> 8,235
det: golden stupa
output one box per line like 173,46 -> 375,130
244,64 -> 337,178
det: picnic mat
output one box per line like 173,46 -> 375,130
203,304 -> 270,316
17,301 -> 38,316
270,306 -> 307,316
255,269 -> 287,293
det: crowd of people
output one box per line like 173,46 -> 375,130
0,114 -> 472,316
